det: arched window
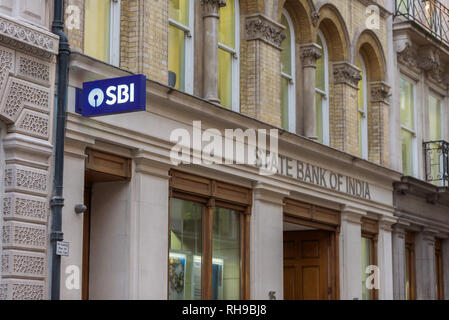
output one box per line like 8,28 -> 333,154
280,11 -> 296,132
315,31 -> 329,145
168,0 -> 194,93
357,54 -> 368,159
218,0 -> 240,111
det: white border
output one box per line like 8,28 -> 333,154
317,30 -> 329,145
358,53 -> 368,160
109,0 -> 121,67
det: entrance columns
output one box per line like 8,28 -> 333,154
251,183 -> 289,300
377,217 -> 396,300
415,230 -> 437,300
339,207 -> 364,300
391,224 -> 407,300
129,156 -> 171,299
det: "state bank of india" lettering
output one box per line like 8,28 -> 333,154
274,155 -> 371,200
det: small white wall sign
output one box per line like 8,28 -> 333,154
56,241 -> 70,256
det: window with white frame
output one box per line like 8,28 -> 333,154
400,77 -> 418,177
315,31 -> 329,145
428,94 -> 444,186
280,11 -> 296,132
168,0 -> 194,94
218,0 -> 239,111
84,0 -> 121,66
357,54 -> 368,159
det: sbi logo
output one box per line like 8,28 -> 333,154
87,83 -> 135,108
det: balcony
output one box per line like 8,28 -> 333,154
395,0 -> 449,47
424,140 -> 449,187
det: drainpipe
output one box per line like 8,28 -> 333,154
50,0 -> 70,300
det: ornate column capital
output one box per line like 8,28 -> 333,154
370,81 -> 391,104
202,0 -> 226,18
245,14 -> 286,49
332,61 -> 362,89
300,43 -> 322,68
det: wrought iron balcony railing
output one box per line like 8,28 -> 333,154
424,140 -> 449,186
395,0 -> 449,46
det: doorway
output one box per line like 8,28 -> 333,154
283,199 -> 340,300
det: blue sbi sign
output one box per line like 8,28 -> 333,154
80,74 -> 146,117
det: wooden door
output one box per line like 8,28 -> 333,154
283,231 -> 330,300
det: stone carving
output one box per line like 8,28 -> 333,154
418,46 -> 440,72
311,10 -> 320,27
4,168 -> 13,187
371,81 -> 391,103
333,62 -> 362,88
300,44 -> 322,67
0,284 -> 7,300
396,40 -> 418,70
2,225 -> 11,244
1,254 -> 8,273
202,0 -> 226,16
16,110 -> 49,139
2,251 -> 45,277
246,15 -> 286,49
0,16 -> 58,59
4,165 -> 48,195
2,222 -> 46,250
17,54 -> 50,84
11,283 -> 44,300
0,78 -> 49,123
2,194 -> 48,223
0,47 -> 14,94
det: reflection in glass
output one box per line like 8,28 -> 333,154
84,0 -> 111,62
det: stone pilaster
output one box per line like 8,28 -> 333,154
331,61 -> 362,155
369,81 -> 391,166
392,224 -> 407,300
0,13 -> 58,300
377,217 -> 396,300
300,43 -> 322,140
202,0 -> 226,103
415,230 -> 437,300
240,13 -> 285,128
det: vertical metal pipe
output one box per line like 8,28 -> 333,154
50,0 -> 70,300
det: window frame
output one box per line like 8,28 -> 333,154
428,92 -> 444,141
405,231 -> 416,300
435,238 -> 445,300
400,76 -> 419,178
316,30 -> 330,145
168,0 -> 195,94
168,171 -> 251,300
218,0 -> 240,112
281,9 -> 296,133
358,53 -> 368,160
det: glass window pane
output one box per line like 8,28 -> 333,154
361,237 -> 372,300
357,58 -> 365,112
429,95 -> 442,141
169,198 -> 203,300
358,111 -> 363,156
402,129 -> 414,176
316,93 -> 323,143
169,0 -> 189,25
84,0 -> 110,62
281,15 -> 292,76
168,25 -> 186,91
218,49 -> 232,109
212,207 -> 241,300
281,77 -> 289,130
315,36 -> 325,91
400,78 -> 415,130
218,0 -> 235,48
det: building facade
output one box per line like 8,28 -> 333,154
0,0 -> 58,299
0,0 -> 447,300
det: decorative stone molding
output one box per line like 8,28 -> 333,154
333,61 -> 362,88
0,14 -> 58,59
13,109 -> 49,139
245,14 -> 286,49
418,46 -> 440,73
311,10 -> 320,27
16,53 -> 51,86
202,0 -> 226,17
1,221 -> 47,251
0,77 -> 49,123
1,250 -> 46,279
4,164 -> 49,196
0,46 -> 14,94
2,193 -> 48,224
300,43 -> 322,68
0,279 -> 45,300
395,39 -> 419,71
370,81 -> 391,104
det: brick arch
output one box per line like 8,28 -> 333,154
316,3 -> 350,61
278,0 -> 315,43
353,30 -> 386,82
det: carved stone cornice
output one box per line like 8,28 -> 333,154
370,81 -> 391,104
245,14 -> 286,49
0,14 -> 58,60
202,0 -> 226,17
332,61 -> 362,88
418,46 -> 440,72
300,43 -> 322,67
395,40 -> 419,71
